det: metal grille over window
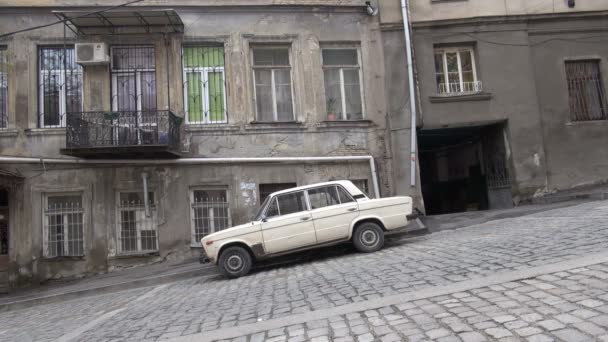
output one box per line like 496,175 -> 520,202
183,46 -> 226,124
566,60 -> 608,121
117,192 -> 158,254
0,48 -> 7,128
190,189 -> 230,244
38,47 -> 83,128
252,48 -> 294,122
43,194 -> 84,257
322,49 -> 363,121
434,48 -> 481,95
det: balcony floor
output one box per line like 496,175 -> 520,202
60,145 -> 182,159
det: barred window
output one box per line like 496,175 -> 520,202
322,48 -> 363,121
566,60 -> 607,121
111,45 -> 156,112
43,194 -> 84,257
259,182 -> 297,204
434,47 -> 482,95
252,48 -> 294,122
0,47 -> 7,128
183,46 -> 226,124
117,192 -> 158,254
38,47 -> 83,127
190,189 -> 230,244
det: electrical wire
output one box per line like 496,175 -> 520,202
0,0 -> 145,39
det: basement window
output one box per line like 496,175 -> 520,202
190,188 -> 231,245
116,191 -> 158,255
43,193 -> 84,257
566,60 -> 608,121
259,182 -> 297,204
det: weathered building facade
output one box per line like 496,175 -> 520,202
380,0 -> 608,215
0,0 -> 399,289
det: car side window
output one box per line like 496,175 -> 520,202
276,191 -> 307,215
265,197 -> 280,218
308,186 -> 340,209
337,186 -> 355,204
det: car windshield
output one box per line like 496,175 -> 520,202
254,196 -> 271,221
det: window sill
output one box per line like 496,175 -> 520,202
245,121 -> 307,131
566,119 -> 608,126
25,128 -> 66,136
110,252 -> 160,259
185,124 -> 241,133
317,120 -> 374,129
0,128 -> 19,137
43,256 -> 85,261
429,93 -> 492,103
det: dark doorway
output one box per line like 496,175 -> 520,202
418,123 -> 512,215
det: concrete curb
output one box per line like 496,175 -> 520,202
0,266 -> 210,313
171,251 -> 608,342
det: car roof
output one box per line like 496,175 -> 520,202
270,180 -> 366,198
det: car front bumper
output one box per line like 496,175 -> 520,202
199,249 -> 210,264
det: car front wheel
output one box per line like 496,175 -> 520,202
353,222 -> 385,253
218,246 -> 252,278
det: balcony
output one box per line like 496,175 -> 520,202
61,110 -> 183,159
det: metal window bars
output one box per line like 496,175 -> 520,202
117,193 -> 158,254
566,60 -> 608,121
43,197 -> 84,257
0,48 -> 7,129
183,46 -> 227,124
38,47 -> 83,128
191,191 -> 230,244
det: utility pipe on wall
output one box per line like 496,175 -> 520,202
400,0 -> 418,187
0,155 -> 381,198
141,172 -> 150,217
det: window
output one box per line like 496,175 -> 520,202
322,49 -> 363,120
111,46 -> 156,112
308,186 -> 341,209
350,179 -> 369,197
274,191 -> 307,216
434,47 -> 481,95
38,47 -> 83,127
337,186 -> 355,203
117,191 -> 158,254
259,183 -> 297,204
566,60 -> 607,121
0,48 -> 7,128
183,46 -> 226,124
43,193 -> 84,257
190,189 -> 230,244
252,48 -> 294,122
265,197 -> 280,218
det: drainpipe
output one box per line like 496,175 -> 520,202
141,172 -> 150,217
0,155 -> 381,198
400,0 -> 418,187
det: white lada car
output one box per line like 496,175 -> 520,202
200,180 -> 414,278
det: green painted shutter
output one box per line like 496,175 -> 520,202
186,72 -> 202,123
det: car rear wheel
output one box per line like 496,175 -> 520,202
353,222 -> 384,253
218,246 -> 252,278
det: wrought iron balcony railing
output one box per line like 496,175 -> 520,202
64,110 -> 182,157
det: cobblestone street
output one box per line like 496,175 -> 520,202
4,200 -> 608,342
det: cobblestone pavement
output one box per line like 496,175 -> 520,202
230,263 -> 608,342
2,200 -> 608,341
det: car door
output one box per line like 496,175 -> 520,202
308,185 -> 359,243
261,191 -> 316,254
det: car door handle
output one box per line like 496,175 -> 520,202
347,208 -> 357,212
300,216 -> 311,221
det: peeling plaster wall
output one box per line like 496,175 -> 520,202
0,5 -> 400,287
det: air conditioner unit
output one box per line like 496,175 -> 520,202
75,43 -> 109,65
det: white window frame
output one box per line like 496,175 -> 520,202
38,47 -> 83,128
0,47 -> 8,129
189,187 -> 231,246
321,47 -> 366,120
251,46 -> 296,122
434,47 -> 480,95
115,191 -> 159,255
42,192 -> 85,258
183,66 -> 227,124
